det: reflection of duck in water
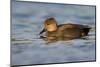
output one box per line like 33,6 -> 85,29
39,17 -> 91,42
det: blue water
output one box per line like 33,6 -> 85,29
11,1 -> 96,66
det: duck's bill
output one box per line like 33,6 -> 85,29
39,28 -> 46,34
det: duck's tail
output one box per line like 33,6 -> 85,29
83,27 -> 91,36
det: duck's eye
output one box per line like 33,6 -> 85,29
47,23 -> 50,25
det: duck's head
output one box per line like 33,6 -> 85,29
44,17 -> 58,32
39,17 -> 58,35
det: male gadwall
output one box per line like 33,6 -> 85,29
39,17 -> 91,42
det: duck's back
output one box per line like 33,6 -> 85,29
58,23 -> 89,29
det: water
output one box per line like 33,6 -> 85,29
11,1 -> 96,66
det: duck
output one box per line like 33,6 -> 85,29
39,17 -> 91,42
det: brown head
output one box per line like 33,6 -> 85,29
44,18 -> 58,32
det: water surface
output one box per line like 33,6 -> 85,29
11,1 -> 96,66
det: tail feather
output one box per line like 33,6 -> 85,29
83,27 -> 91,36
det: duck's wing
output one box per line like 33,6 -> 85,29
58,24 -> 91,36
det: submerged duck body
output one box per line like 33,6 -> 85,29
40,18 -> 91,42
